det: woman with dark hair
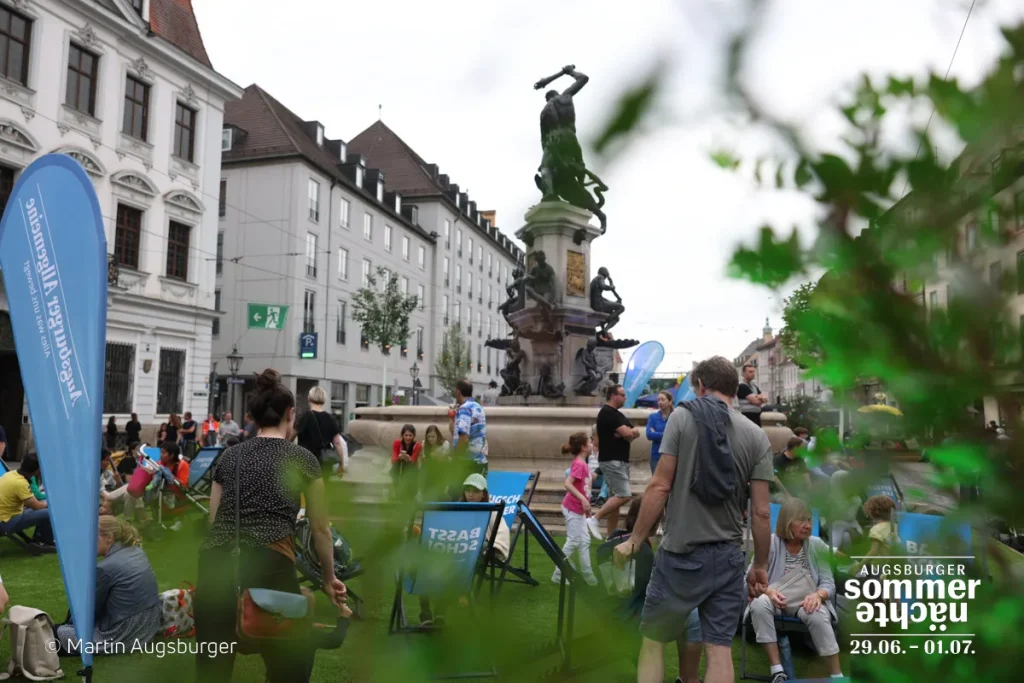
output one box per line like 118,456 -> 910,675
194,369 -> 348,683
125,413 -> 141,446
164,414 -> 181,446
391,424 -> 421,499
645,390 -> 674,474
106,416 -> 119,450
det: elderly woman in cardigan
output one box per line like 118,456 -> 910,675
746,497 -> 842,683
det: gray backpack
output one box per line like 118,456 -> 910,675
0,606 -> 63,681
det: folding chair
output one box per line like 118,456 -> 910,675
740,502 -> 835,681
895,511 -> 988,578
187,446 -> 225,496
485,470 -> 540,591
388,501 -> 503,679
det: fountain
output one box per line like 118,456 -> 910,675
348,66 -> 651,519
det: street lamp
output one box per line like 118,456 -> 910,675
226,346 -> 243,417
409,362 -> 420,406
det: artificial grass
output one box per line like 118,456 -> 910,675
0,501 -> 841,682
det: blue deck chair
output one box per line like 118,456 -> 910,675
187,446 -> 224,495
895,511 -> 986,578
486,470 -> 540,590
388,501 -> 503,678
741,502 -> 834,681
865,474 -> 903,509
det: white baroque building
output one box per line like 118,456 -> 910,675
0,0 -> 241,458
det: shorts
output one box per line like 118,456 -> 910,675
639,542 -> 745,646
599,460 -> 631,498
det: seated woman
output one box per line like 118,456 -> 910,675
746,497 -> 843,683
56,517 -> 161,656
391,424 -> 422,500
419,425 -> 452,501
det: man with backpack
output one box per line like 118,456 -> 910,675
614,355 -> 774,683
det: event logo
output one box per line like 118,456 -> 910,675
843,561 -> 981,631
424,526 -> 483,554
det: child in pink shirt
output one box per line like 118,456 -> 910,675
552,432 -> 598,586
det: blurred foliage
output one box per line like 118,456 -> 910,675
779,393 -> 833,433
434,323 -> 473,397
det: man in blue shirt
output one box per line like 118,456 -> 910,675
452,379 -> 488,477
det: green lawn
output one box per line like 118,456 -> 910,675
0,499 -> 842,682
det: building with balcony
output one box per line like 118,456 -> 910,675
0,0 -> 241,458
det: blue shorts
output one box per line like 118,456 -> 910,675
640,542 -> 745,646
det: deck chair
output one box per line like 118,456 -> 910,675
741,502 -> 834,681
486,470 -> 540,591
187,446 -> 224,496
388,501 -> 503,679
895,511 -> 987,578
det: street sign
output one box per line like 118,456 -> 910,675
227,377 -> 246,385
300,332 -> 318,359
247,303 -> 288,329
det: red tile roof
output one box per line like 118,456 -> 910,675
149,0 -> 212,69
347,120 -> 442,197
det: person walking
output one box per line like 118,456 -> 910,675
587,384 -> 640,540
194,369 -> 348,683
106,417 -> 119,451
451,379 -> 488,477
124,413 -> 142,447
296,387 -> 346,480
551,432 -> 599,586
202,414 -> 219,447
614,356 -> 775,683
738,364 -> 768,426
180,412 -> 198,460
645,391 -> 674,474
218,412 -> 241,444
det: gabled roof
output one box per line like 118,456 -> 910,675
735,337 -> 761,364
347,120 -> 442,197
149,0 -> 212,68
222,85 -> 432,241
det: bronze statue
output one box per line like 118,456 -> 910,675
537,362 -> 566,399
524,250 -> 557,310
533,65 -> 608,235
498,264 -> 526,322
500,339 -> 527,396
574,338 -> 603,396
590,267 -> 624,334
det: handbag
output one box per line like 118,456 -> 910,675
127,465 -> 154,497
768,567 -> 818,606
232,449 -> 313,652
310,413 -> 340,467
158,581 -> 195,639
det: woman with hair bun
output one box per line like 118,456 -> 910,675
194,369 -> 348,683
55,516 -> 161,656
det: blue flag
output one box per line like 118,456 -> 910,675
0,154 -> 105,670
623,341 -> 664,408
675,374 -> 696,404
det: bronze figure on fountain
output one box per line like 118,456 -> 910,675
590,267 -> 624,334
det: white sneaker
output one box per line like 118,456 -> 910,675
169,520 -> 183,532
584,576 -> 599,587
551,572 -> 562,585
586,517 -> 603,541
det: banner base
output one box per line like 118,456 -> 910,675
77,665 -> 92,683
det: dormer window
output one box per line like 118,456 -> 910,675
339,142 -> 347,163
316,125 -> 324,146
455,194 -> 461,209
376,178 -> 384,203
221,128 -> 232,152
394,193 -> 402,213
355,165 -> 364,187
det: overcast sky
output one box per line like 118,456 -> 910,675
194,0 -> 1024,372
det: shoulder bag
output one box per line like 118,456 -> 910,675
311,412 -> 340,467
768,566 -> 817,606
233,449 -> 313,652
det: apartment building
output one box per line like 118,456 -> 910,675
213,87 -> 522,427
0,0 -> 241,458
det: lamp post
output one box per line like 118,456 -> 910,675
409,362 -> 420,406
227,346 -> 243,418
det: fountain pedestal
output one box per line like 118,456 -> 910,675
500,201 -> 606,403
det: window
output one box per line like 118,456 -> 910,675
477,246 -> 482,270
929,291 -> 938,310
156,348 -> 186,414
444,257 -> 450,286
336,300 -> 347,344
330,382 -> 348,427
487,348 -> 491,375
990,261 -> 1002,287
216,232 -> 223,275
356,384 -> 371,406
380,268 -> 390,293
487,285 -> 492,308
66,44 -> 98,115
129,0 -> 144,17
443,294 -> 449,324
477,277 -> 482,302
454,301 -> 461,327
402,235 -> 410,261
122,75 -> 150,140
384,224 -> 393,251
456,228 -> 463,256
362,259 -> 371,287
114,204 -> 142,269
477,344 -> 482,372
0,8 -> 31,86
218,179 -> 226,217
221,128 -> 232,151
467,272 -> 473,298
444,220 -> 451,248
308,179 -> 320,222
467,306 -> 473,334
173,103 -> 197,162
339,198 -> 350,229
305,232 -> 318,277
485,315 -> 490,339
475,310 -> 481,337
487,252 -> 492,276
401,338 -> 408,358
303,289 -> 316,334
103,342 -> 135,414
456,264 -> 462,292
468,237 -> 474,263
0,165 -> 13,216
360,328 -> 368,349
502,265 -> 508,285
400,276 -> 409,295
363,213 -> 373,241
337,247 -> 348,280
212,290 -> 221,336
416,327 -> 424,359
166,221 -> 190,280
965,219 -> 978,251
